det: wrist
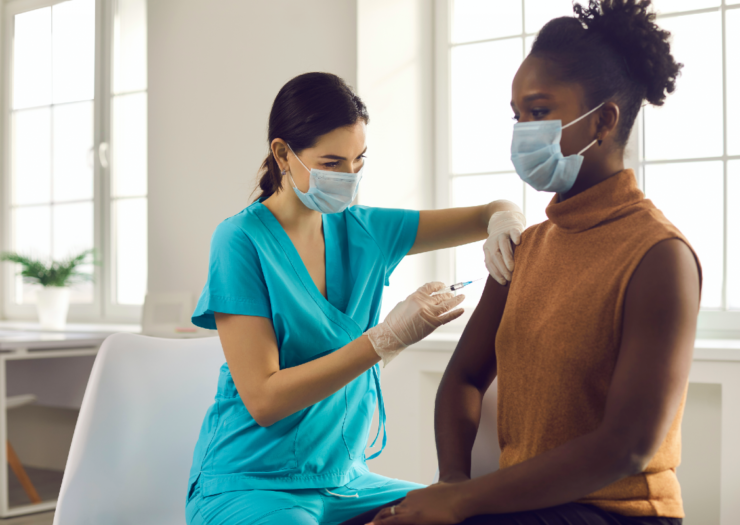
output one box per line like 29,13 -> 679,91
439,471 -> 470,484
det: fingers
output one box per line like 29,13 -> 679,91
437,306 -> 465,325
498,234 -> 515,273
484,249 -> 506,286
431,292 -> 454,305
510,227 -> 522,245
487,244 -> 511,283
418,281 -> 446,295
432,293 -> 465,316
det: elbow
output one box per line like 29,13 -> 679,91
245,400 -> 279,428
600,429 -> 657,478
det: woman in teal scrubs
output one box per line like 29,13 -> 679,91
186,72 -> 525,525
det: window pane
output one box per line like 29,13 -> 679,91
13,205 -> 51,305
114,198 -> 147,305
727,9 -> 740,156
453,173 -> 523,306
728,161 -> 740,309
644,12 -> 722,161
451,0 -> 522,44
652,0 -> 720,14
12,108 -> 51,206
12,8 -> 52,110
524,184 -> 555,227
112,93 -> 148,197
644,161 -> 723,309
451,39 -> 523,175
53,202 -> 94,304
524,0 -> 575,34
113,0 -> 148,93
52,0 -> 95,104
53,102 -> 94,202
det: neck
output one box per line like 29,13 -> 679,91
558,155 -> 625,201
262,186 -> 322,238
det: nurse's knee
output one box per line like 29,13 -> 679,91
253,507 -> 318,525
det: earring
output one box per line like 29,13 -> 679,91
281,169 -> 286,176
597,139 -> 603,146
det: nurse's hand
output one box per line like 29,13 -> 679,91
365,282 -> 464,367
483,209 -> 526,285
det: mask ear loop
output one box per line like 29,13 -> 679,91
562,102 -> 605,130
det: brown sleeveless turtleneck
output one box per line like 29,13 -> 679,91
495,169 -> 701,517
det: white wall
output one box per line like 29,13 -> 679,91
147,0 -> 358,299
356,0 -> 436,316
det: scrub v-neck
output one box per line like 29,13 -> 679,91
253,203 -> 360,336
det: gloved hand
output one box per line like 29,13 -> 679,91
483,209 -> 526,285
365,282 -> 465,366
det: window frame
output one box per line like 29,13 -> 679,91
0,0 -> 144,324
434,0 -> 740,338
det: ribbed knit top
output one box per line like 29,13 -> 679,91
495,169 -> 701,517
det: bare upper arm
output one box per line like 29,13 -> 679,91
601,238 -> 700,461
215,312 -> 280,413
443,277 -> 510,391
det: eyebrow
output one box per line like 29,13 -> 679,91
320,147 -> 368,160
511,91 -> 554,107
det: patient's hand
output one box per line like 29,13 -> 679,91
367,482 -> 467,525
483,210 -> 525,285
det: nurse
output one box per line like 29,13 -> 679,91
185,72 -> 526,525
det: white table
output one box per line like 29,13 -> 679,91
0,330 -> 110,518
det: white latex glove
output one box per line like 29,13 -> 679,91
365,282 -> 465,366
483,209 -> 526,285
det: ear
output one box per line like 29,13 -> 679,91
270,139 -> 290,172
596,102 -> 620,143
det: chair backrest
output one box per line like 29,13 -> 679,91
53,333 -> 225,525
433,378 -> 500,483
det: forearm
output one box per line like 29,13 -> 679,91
256,335 -> 380,426
456,427 -> 639,517
434,378 -> 485,482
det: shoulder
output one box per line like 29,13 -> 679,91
210,207 -> 263,251
628,238 -> 701,307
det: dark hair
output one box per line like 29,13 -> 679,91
255,72 -> 369,201
530,0 -> 682,146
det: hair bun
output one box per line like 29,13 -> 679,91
574,0 -> 682,106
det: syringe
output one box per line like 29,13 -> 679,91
435,277 -> 486,294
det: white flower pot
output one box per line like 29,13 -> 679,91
36,287 -> 71,330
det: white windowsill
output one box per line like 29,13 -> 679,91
0,320 -> 141,334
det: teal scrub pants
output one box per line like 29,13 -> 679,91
186,472 -> 424,525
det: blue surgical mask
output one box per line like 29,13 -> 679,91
286,144 -> 363,214
510,102 -> 605,193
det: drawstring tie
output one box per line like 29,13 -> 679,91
365,364 -> 387,461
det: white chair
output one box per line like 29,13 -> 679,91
53,333 -> 225,525
433,379 -> 500,483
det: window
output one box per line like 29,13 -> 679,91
2,0 -> 147,322
437,0 -> 739,336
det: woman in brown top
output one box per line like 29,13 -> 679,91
343,1 -> 702,524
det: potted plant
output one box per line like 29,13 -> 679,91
0,249 -> 97,330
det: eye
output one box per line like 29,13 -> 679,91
323,162 -> 340,168
531,108 -> 549,119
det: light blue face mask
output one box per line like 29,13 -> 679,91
286,144 -> 363,214
510,102 -> 605,193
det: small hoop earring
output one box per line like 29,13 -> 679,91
281,169 -> 286,176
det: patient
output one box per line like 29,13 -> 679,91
342,1 -> 701,524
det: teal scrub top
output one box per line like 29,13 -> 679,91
188,202 -> 419,497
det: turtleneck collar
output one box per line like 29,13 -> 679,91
545,169 -> 644,233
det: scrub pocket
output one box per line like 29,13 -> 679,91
342,369 -> 377,460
